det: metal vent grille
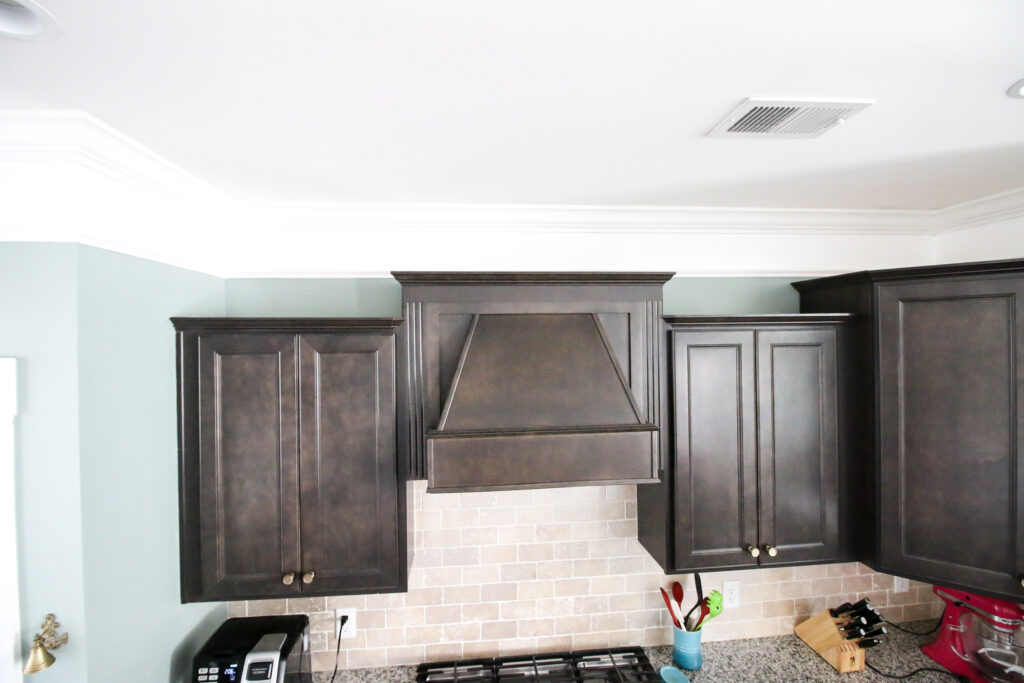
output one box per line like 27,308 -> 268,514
708,98 -> 873,138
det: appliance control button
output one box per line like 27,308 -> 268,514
198,677 -> 208,682
210,669 -> 218,674
199,669 -> 208,674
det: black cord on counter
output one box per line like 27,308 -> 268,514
881,617 -> 942,635
329,615 -> 349,683
865,661 -> 968,682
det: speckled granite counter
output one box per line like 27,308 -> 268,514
312,621 -> 957,683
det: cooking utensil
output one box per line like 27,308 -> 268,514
696,591 -> 723,631
659,666 -> 690,683
691,600 -> 710,631
683,573 -> 705,627
671,581 -> 685,612
661,587 -> 682,629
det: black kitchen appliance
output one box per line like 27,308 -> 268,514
416,647 -> 661,683
191,615 -> 311,683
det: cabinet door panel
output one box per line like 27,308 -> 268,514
198,334 -> 300,598
299,334 -> 400,593
671,330 -> 759,569
878,278 -> 1024,596
757,329 -> 839,565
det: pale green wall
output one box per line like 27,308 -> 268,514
0,244 -> 88,682
76,247 -> 225,683
663,277 -> 799,314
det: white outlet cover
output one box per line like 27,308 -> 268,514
893,576 -> 910,594
723,581 -> 740,609
336,608 -> 357,639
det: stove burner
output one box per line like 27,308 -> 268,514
416,647 -> 660,683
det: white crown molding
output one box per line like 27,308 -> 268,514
2,110 -> 1023,276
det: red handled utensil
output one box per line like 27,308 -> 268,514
671,580 -> 685,613
660,587 -> 682,629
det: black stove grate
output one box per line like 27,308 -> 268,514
416,647 -> 660,683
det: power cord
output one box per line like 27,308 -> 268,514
882,617 -> 942,635
865,661 -> 968,682
328,614 -> 349,683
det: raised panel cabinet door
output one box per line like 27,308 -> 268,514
671,330 -> 759,570
197,334 -> 301,599
878,277 -> 1024,597
756,329 -> 840,565
298,333 -> 401,593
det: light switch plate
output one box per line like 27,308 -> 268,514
723,581 -> 740,608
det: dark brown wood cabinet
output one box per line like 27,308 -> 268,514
174,318 -> 408,603
638,316 -> 846,573
796,260 -> 1024,600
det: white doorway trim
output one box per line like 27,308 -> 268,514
0,359 -> 20,681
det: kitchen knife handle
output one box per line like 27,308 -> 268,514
303,571 -> 316,585
762,544 -> 778,557
282,572 -> 295,586
744,544 -> 760,558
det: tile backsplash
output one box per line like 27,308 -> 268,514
229,482 -> 941,672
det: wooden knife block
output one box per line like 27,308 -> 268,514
794,610 -> 866,673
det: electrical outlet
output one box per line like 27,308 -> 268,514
893,576 -> 910,594
336,608 -> 356,639
723,581 -> 740,608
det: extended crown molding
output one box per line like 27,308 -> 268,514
2,110 -> 1023,276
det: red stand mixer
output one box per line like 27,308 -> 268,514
923,586 -> 1024,682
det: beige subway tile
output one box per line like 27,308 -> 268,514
248,599 -> 287,616
346,649 -> 384,669
423,491 -> 461,509
365,627 -> 406,648
826,563 -> 860,577
479,507 -> 515,526
626,609 -> 664,630
872,573 -> 896,591
518,543 -> 555,562
608,629 -> 646,647
535,597 -> 575,618
519,618 -> 556,637
500,563 -> 537,582
794,565 -> 829,580
553,542 -> 590,560
518,505 -> 554,524
501,600 -> 538,619
536,636 -> 575,653
480,544 -> 516,564
405,587 -> 444,607
287,597 -> 326,613
864,591 -> 890,608
425,605 -> 463,625
573,595 -> 610,615
573,632 -> 610,649
464,603 -> 501,622
413,549 -> 445,569
607,521 -> 637,538
464,641 -> 501,658
591,613 -> 626,631
328,595 -> 367,611
759,567 -> 796,582
442,508 -> 481,527
417,509 -> 443,530
877,605 -> 904,622
842,575 -> 874,594
793,597 -> 827,617
313,650 -> 348,672
589,539 -> 628,557
744,582 -> 780,602
425,643 -> 464,662
572,522 -> 608,540
777,580 -> 812,599
499,525 -> 536,544
310,632 -> 328,652
519,581 -> 555,599
625,501 -> 638,520
904,601 -> 943,620
499,638 -> 540,656
809,577 -> 843,597
422,528 -> 461,548
485,582 -> 518,602
403,628 -> 441,649
443,585 -> 481,604
459,491 -> 498,508
481,620 -> 517,640
574,558 -> 609,577
590,576 -> 627,595
608,557 -> 646,575
555,615 -> 591,634
444,622 -> 482,642
443,547 -> 480,567
420,567 -> 463,587
308,611 -> 334,633
462,565 -> 501,585
642,627 -> 671,647
461,527 -> 499,547
762,599 -> 795,618
610,594 -> 644,612
537,560 -> 574,580
537,524 -> 573,542
555,578 -> 590,597
386,645 -> 426,667
389,607 -> 426,627
494,489 -> 536,506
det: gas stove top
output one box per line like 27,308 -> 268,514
416,647 -> 660,683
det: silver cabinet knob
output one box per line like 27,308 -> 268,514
282,572 -> 295,586
744,544 -> 761,558
762,545 -> 779,557
1019,575 -> 1024,589
302,571 -> 316,585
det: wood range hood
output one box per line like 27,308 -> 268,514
394,272 -> 673,492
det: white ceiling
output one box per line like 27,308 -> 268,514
2,0 -> 1023,210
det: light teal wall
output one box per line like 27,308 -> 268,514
663,277 -> 799,314
0,244 -> 88,682
226,278 -> 402,317
76,246 -> 225,683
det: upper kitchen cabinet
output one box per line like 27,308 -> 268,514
638,316 -> 848,573
795,259 -> 1024,601
393,272 -> 673,492
173,318 -> 409,603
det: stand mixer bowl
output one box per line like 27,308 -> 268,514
961,613 -> 1024,683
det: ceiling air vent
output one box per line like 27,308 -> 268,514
708,98 -> 873,139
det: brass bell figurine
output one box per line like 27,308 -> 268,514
23,614 -> 68,675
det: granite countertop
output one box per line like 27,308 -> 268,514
312,620 -> 959,683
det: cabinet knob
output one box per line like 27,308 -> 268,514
302,571 -> 316,585
282,572 -> 295,586
1019,576 -> 1024,589
744,544 -> 761,558
762,545 -> 779,558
